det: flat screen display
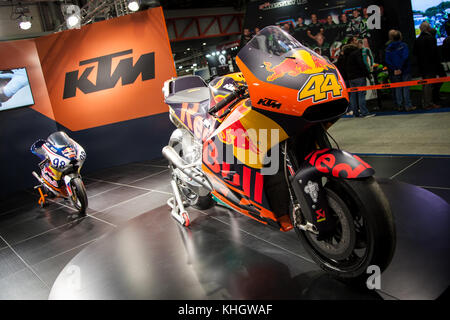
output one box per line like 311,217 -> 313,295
0,67 -> 34,111
412,0 -> 449,46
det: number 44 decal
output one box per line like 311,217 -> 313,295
298,73 -> 343,103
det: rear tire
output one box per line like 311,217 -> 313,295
70,177 -> 88,216
295,177 -> 396,281
192,194 -> 215,210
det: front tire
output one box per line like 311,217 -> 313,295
70,177 -> 88,216
294,177 -> 396,280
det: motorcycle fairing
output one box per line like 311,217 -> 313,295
202,105 -> 293,231
290,148 -> 375,237
207,101 -> 289,169
41,142 -> 73,169
236,26 -> 348,119
30,139 -> 47,161
167,100 -> 216,142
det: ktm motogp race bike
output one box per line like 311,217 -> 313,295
31,131 -> 88,215
162,26 -> 395,279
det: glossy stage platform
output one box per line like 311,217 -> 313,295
49,181 -> 449,299
0,155 -> 448,299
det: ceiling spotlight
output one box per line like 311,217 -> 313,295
215,51 -> 220,55
128,0 -> 140,12
187,48 -> 191,51
67,14 -> 80,28
202,42 -> 206,46
18,15 -> 32,30
193,63 -> 197,67
211,52 -> 216,56
178,66 -> 183,69
206,54 -> 211,58
62,4 -> 81,29
221,50 -> 226,54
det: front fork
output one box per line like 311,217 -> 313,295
287,148 -> 375,239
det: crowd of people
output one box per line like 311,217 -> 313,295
242,8 -> 373,62
240,8 -> 449,118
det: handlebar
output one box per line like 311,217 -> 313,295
208,86 -> 247,115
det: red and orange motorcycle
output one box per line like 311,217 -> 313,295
162,26 -> 395,279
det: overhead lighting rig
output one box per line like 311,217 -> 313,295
11,4 -> 32,31
61,3 -> 82,29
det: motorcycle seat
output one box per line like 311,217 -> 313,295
165,87 -> 211,104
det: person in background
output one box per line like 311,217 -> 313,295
361,38 -> 374,73
385,30 -> 416,112
343,36 -> 374,118
362,7 -> 375,43
254,27 -> 260,35
294,17 -> 308,45
241,28 -> 253,47
442,20 -> 450,63
413,21 -> 441,110
428,26 -> 446,106
307,14 -> 323,47
323,15 -> 339,46
338,13 -> 351,42
314,33 -> 330,60
349,9 -> 369,39
282,23 -> 293,36
362,7 -> 370,21
335,38 -> 352,115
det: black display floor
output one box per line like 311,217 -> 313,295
0,155 -> 449,299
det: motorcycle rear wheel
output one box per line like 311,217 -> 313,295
176,176 -> 214,210
294,177 -> 396,280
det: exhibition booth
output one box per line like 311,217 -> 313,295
0,7 -> 176,197
0,1 -> 448,302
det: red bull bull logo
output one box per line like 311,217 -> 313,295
218,120 -> 262,155
263,50 -> 335,82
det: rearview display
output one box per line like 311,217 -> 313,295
0,67 -> 34,111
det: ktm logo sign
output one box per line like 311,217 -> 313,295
63,49 -> 155,99
257,98 -> 281,109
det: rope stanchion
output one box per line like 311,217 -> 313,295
346,76 -> 450,92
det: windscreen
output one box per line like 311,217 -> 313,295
47,131 -> 72,147
242,25 -> 303,56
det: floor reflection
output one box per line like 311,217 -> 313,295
175,220 -> 381,300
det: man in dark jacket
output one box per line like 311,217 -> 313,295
385,29 -> 416,111
343,37 -> 374,117
307,14 -> 323,47
294,17 -> 309,45
413,21 -> 441,109
429,27 -> 446,105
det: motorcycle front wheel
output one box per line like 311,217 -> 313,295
70,177 -> 88,216
294,177 -> 396,280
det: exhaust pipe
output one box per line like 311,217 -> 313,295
32,171 -> 44,184
162,146 -> 212,191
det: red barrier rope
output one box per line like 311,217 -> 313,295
346,76 -> 450,92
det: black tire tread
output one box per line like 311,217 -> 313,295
71,177 -> 88,216
297,177 -> 396,280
